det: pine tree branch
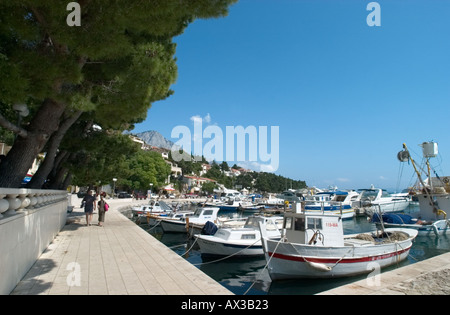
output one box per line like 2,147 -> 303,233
0,112 -> 27,138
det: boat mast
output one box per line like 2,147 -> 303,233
401,143 -> 438,213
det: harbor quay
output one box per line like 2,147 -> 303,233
10,198 -> 232,295
7,195 -> 450,296
318,251 -> 450,295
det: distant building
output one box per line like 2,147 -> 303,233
129,135 -> 151,150
182,175 -> 217,193
199,163 -> 211,176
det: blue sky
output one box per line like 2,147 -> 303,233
133,0 -> 450,191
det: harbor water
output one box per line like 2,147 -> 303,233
134,204 -> 450,295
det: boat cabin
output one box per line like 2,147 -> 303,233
305,191 -> 359,209
282,212 -> 344,247
192,207 -> 221,221
244,216 -> 283,231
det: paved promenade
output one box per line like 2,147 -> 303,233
11,199 -> 232,295
319,251 -> 450,295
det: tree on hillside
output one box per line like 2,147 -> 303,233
254,172 -> 307,193
0,0 -> 237,188
119,150 -> 171,192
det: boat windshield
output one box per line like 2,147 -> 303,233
245,217 -> 262,228
360,190 -> 378,201
193,208 -> 214,217
381,190 -> 391,197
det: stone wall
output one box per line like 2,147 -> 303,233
0,189 -> 68,295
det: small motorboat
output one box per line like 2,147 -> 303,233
195,215 -> 283,257
131,200 -> 172,217
131,200 -> 172,224
353,186 -> 410,215
146,210 -> 195,226
259,207 -> 418,280
304,191 -> 359,219
160,206 -> 220,234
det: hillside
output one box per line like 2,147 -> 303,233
134,130 -> 174,150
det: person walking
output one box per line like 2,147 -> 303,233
97,193 -> 108,227
82,190 -> 96,226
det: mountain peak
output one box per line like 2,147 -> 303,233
134,130 -> 174,150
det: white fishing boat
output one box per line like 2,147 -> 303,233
238,203 -> 266,213
195,216 -> 283,257
131,200 -> 172,216
218,197 -> 245,211
263,194 -> 285,206
131,200 -> 172,223
304,191 -> 359,219
160,206 -> 220,234
353,186 -> 409,215
373,142 -> 450,236
259,206 -> 417,280
146,210 -> 195,226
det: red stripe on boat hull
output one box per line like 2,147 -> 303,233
268,245 -> 411,264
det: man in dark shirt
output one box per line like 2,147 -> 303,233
82,190 -> 97,226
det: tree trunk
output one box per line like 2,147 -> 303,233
46,151 -> 71,188
27,110 -> 82,189
48,166 -> 68,189
0,98 -> 66,188
61,172 -> 73,190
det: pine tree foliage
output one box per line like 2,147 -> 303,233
0,0 -> 237,187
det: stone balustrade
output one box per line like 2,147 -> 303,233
0,188 -> 69,294
0,188 -> 68,219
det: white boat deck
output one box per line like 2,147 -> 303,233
11,199 -> 232,295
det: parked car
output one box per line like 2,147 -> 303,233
135,192 -> 147,200
118,192 -> 132,198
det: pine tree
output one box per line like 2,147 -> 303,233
0,0 -> 237,187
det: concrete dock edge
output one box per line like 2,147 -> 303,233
318,251 -> 450,295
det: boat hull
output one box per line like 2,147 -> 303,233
376,220 -> 450,236
305,208 -> 355,219
160,219 -> 188,233
219,205 -> 240,211
263,229 -> 416,280
160,219 -> 206,235
196,236 -> 264,256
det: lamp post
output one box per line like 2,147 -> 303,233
149,183 -> 153,199
112,178 -> 117,198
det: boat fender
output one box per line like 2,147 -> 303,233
432,222 -> 439,237
306,261 -> 332,272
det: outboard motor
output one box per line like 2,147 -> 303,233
201,221 -> 218,235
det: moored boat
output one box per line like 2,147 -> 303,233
160,206 -> 220,234
131,200 -> 172,223
304,191 -> 359,219
195,215 -> 283,257
373,142 -> 450,236
146,210 -> 195,226
259,209 -> 417,280
353,186 -> 409,216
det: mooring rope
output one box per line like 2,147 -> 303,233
145,219 -> 162,232
243,237 -> 284,295
192,238 -> 262,266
